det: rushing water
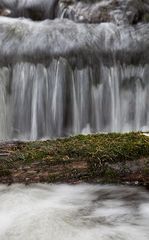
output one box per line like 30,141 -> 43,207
0,0 -> 149,140
0,184 -> 148,240
0,18 -> 149,140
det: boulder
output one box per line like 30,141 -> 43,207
0,8 -> 11,16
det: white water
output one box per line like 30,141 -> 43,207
0,184 -> 148,240
0,1 -> 149,140
0,60 -> 149,140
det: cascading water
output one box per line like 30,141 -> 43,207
0,0 -> 149,140
0,3 -> 149,240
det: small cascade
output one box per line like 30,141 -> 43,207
0,60 -> 149,140
0,0 -> 149,140
0,67 -> 10,139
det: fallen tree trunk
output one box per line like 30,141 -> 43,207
0,132 -> 149,186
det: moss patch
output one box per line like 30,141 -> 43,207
0,132 -> 149,184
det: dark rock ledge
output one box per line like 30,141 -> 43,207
1,0 -> 149,24
0,132 -> 149,187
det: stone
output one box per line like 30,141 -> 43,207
0,8 -> 11,16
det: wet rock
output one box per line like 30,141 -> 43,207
59,0 -> 149,25
0,8 -> 11,16
27,170 -> 38,175
0,0 -> 59,20
126,0 -> 149,24
1,0 -> 149,25
59,0 -> 116,23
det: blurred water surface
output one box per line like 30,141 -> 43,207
0,184 -> 148,240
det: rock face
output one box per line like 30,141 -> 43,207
0,0 -> 149,24
0,8 -> 11,16
58,0 -> 149,24
0,0 -> 59,20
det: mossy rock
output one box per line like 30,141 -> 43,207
143,13 -> 149,22
0,132 -> 149,185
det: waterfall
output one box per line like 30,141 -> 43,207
0,0 -> 149,140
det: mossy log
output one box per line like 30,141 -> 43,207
0,132 -> 149,186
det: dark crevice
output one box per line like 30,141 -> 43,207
0,0 -> 59,21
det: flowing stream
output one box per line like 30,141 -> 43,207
0,184 -> 148,240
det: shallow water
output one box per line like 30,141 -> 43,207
0,184 -> 148,240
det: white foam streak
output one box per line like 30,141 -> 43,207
0,62 -> 149,140
0,184 -> 148,240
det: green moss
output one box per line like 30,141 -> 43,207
0,132 -> 149,183
9,132 -> 149,164
0,169 -> 11,177
143,159 -> 149,175
102,167 -> 120,183
143,13 -> 149,23
143,167 -> 149,175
